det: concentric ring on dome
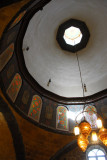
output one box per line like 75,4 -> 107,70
56,19 -> 90,53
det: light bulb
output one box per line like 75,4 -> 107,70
74,126 -> 80,135
92,131 -> 98,141
96,118 -> 102,128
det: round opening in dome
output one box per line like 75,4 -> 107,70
63,26 -> 82,46
56,19 -> 90,53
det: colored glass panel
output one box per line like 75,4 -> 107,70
0,43 -> 14,71
85,105 -> 97,129
56,106 -> 68,130
28,95 -> 42,122
68,105 -> 83,122
9,11 -> 26,29
6,73 -> 22,102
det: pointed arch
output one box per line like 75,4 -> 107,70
0,43 -> 14,71
56,106 -> 68,131
28,95 -> 42,122
85,105 -> 97,129
6,73 -> 22,102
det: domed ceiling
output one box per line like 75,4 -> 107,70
0,0 -> 107,136
23,0 -> 107,98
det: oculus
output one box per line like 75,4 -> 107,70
63,26 -> 82,46
56,19 -> 90,53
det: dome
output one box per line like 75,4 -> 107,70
22,0 -> 107,98
0,1 -> 107,159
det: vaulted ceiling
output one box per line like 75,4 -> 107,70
0,0 -> 107,160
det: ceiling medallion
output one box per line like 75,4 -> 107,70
56,19 -> 90,53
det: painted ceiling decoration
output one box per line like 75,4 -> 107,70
0,0 -> 107,135
6,73 -> 22,103
28,95 -> 42,122
56,19 -> 90,53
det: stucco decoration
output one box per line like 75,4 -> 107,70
7,64 -> 15,79
56,106 -> 68,130
101,106 -> 107,119
22,90 -> 30,105
0,43 -> 14,72
6,31 -> 17,46
9,11 -> 26,29
40,98 -> 57,128
28,95 -> 42,122
6,73 -> 22,102
45,105 -> 53,120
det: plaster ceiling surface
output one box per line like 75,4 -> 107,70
23,0 -> 107,97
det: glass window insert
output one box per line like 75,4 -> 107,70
63,26 -> 82,46
88,149 -> 106,160
89,158 -> 96,160
97,150 -> 105,156
88,151 -> 96,156
98,157 -> 106,160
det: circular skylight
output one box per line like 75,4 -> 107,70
63,26 -> 82,46
56,19 -> 90,53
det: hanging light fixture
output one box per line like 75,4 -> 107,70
96,118 -> 103,129
74,108 -> 106,151
99,127 -> 107,146
74,40 -> 89,139
77,134 -> 89,152
92,131 -> 98,141
79,120 -> 91,138
73,40 -> 106,151
74,125 -> 80,135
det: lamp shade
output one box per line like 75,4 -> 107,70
74,126 -> 80,135
79,120 -> 92,138
92,131 -> 98,141
99,127 -> 107,146
77,134 -> 89,152
96,118 -> 102,129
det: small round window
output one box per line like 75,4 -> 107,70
63,26 -> 82,46
86,145 -> 107,160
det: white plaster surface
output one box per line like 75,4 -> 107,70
23,0 -> 107,97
